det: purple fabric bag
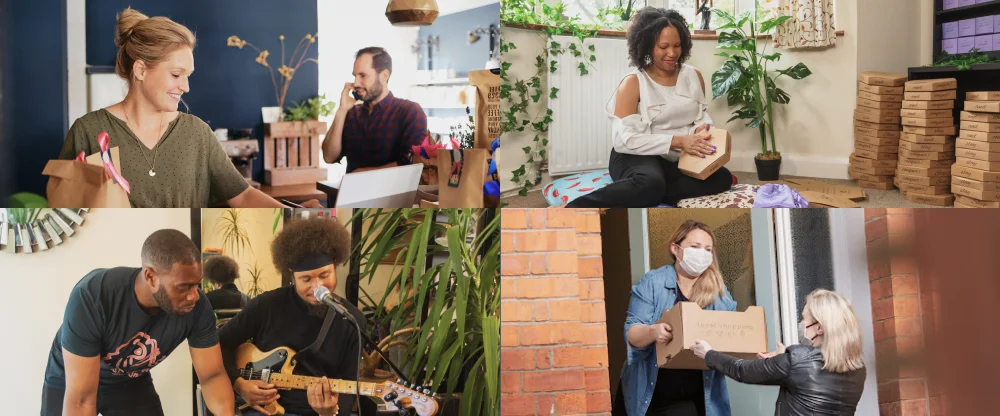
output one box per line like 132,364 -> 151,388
753,184 -> 810,208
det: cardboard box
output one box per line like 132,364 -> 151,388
995,34 -> 1000,53
797,191 -> 862,208
858,71 -> 907,87
896,173 -> 951,186
943,39 -> 959,55
976,35 -> 994,52
855,119 -> 903,131
957,138 -> 1000,152
959,129 -> 1000,142
900,132 -> 954,144
967,92 -> 1000,102
965,101 -> 1000,113
899,140 -> 955,152
850,152 -> 898,168
855,142 -> 899,153
854,148 -> 898,160
902,100 -> 955,110
655,302 -> 767,370
956,157 -> 1000,171
943,0 -> 959,10
849,168 -> 894,184
956,148 -> 1000,161
953,164 -> 1000,182
958,36 -> 976,53
902,117 -> 955,128
894,179 -> 951,195
857,106 -> 903,118
900,190 -> 956,207
901,108 -> 953,119
855,111 -> 901,125
857,91 -> 904,103
961,110 -> 1000,123
857,180 -> 895,190
856,127 -> 901,139
961,120 -> 1000,133
898,157 -> 953,168
904,125 -> 958,135
956,195 -> 1000,208
850,164 -> 897,176
678,129 -> 731,180
954,201 -> 978,208
905,79 -> 958,92
855,134 -> 899,147
952,184 -> 1000,201
858,83 -> 904,95
905,90 -> 958,101
977,16 -> 995,35
856,97 -> 903,109
952,176 -> 1000,192
943,21 -> 959,38
960,19 -> 977,37
898,148 -> 956,160
760,179 -> 867,201
897,165 -> 951,177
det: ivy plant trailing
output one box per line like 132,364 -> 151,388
500,0 -> 626,196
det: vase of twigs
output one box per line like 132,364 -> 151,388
227,32 -> 319,123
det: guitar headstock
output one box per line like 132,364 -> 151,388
380,379 -> 439,416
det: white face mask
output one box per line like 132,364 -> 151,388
677,246 -> 713,277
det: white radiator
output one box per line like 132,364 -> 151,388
548,35 -> 631,175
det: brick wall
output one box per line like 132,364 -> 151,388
864,208 -> 942,416
501,209 -> 612,416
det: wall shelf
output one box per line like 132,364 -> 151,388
937,0 -> 1000,19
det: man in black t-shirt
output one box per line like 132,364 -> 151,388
204,254 -> 249,311
220,217 -> 365,416
41,229 -> 235,416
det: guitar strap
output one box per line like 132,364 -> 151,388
296,306 -> 336,362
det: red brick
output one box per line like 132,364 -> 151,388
502,255 -> 530,276
552,345 -> 583,368
530,254 -> 547,275
546,210 -> 576,228
900,399 -> 928,416
872,298 -> 894,321
582,346 -> 610,368
896,335 -> 922,356
581,323 -> 609,346
522,369 -> 585,392
502,372 -> 521,394
515,231 -> 551,252
880,402 -> 900,416
536,348 -> 552,369
536,395 -> 554,415
580,278 -> 605,300
501,300 -> 533,322
577,235 -> 603,255
866,217 -> 888,242
576,213 -> 601,233
519,324 -> 554,346
516,277 -> 579,298
870,278 -> 890,302
890,257 -> 918,276
501,279 -> 515,299
548,252 -> 579,274
581,301 -> 608,323
929,395 -> 945,416
866,208 -> 886,221
554,392 -> 588,414
891,275 -> 919,296
578,257 -> 604,278
893,316 -> 922,337
528,210 -> 546,229
501,394 -> 536,416
584,369 -> 611,391
586,391 -> 613,414
553,322 -> 582,343
893,296 -> 919,317
899,379 -> 927,401
549,299 -> 581,322
873,320 -> 888,342
502,324 -> 518,347
534,300 -> 550,321
502,210 -> 527,229
501,349 -> 536,371
887,214 -> 914,236
501,233 -> 514,254
886,208 -> 912,216
879,381 -> 901,404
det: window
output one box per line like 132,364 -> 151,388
773,208 -> 836,345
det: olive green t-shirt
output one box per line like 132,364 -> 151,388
58,109 -> 249,207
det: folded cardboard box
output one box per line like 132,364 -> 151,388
855,119 -> 903,131
858,83 -> 904,95
898,157 -> 953,168
678,128 -> 732,180
854,148 -> 899,160
893,179 -> 951,195
898,148 -> 956,160
956,138 -> 1000,152
849,171 -> 894,184
897,165 -> 951,177
902,117 -> 955,128
905,78 -> 958,92
956,157 -> 1000,171
905,90 -> 958,101
858,91 -> 904,103
855,142 -> 899,153
967,91 -> 1000,101
855,127 -> 901,139
773,178 -> 867,201
960,120 -> 1000,133
959,130 -> 1000,142
961,111 -> 1000,123
952,164 -> 1000,182
850,164 -> 897,176
904,125 -> 958,136
797,191 -> 862,208
857,106 -> 902,118
859,71 -> 907,87
902,100 -> 955,110
899,140 -> 955,152
857,180 -> 895,190
956,148 -> 1000,162
954,201 -> 978,208
901,109 -> 954,119
655,303 -> 767,370
855,134 -> 899,147
857,97 -> 903,109
966,101 -> 1000,113
855,111 -> 901,125
900,189 -> 956,207
850,152 -> 898,168
952,176 -> 1000,192
900,132 -> 953,144
952,184 -> 1000,201
956,194 -> 1000,208
896,172 -> 951,186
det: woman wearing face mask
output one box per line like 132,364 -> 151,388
57,8 -> 320,208
614,220 -> 736,416
566,7 -> 732,208
692,289 -> 867,415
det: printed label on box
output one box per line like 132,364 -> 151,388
960,19 -> 977,37
943,22 -> 959,39
944,0 -> 959,8
976,35 -> 994,52
959,36 -> 976,53
977,16 -> 995,35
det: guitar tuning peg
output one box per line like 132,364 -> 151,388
423,389 -> 430,395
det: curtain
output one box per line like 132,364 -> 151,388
761,0 -> 837,49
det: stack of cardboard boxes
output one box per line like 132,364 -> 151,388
850,72 -> 906,190
894,78 -> 958,206
952,91 -> 1000,208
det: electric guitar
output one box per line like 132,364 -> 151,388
236,343 -> 439,416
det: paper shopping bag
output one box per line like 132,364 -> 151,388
438,148 -> 488,208
42,147 -> 131,208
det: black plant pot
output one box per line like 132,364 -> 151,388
755,157 -> 782,181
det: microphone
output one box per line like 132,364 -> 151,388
313,286 -> 356,324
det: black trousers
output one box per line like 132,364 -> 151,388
612,381 -> 703,416
566,149 -> 733,208
41,380 -> 164,416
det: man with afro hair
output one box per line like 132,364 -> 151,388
219,217 -> 365,416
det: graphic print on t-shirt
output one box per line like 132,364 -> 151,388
103,332 -> 163,378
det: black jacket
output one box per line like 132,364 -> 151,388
205,283 -> 249,311
705,345 -> 866,415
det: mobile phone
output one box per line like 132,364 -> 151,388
352,90 -> 361,100
280,199 -> 304,208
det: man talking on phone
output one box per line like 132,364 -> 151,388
322,47 -> 427,173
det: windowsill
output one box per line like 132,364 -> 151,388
501,22 -> 845,40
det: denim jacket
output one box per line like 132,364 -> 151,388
620,264 -> 737,416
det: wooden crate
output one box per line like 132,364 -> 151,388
263,121 -> 328,185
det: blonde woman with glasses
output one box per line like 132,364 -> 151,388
693,289 -> 867,415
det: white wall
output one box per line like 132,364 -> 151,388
66,0 -> 87,122
0,209 -> 194,416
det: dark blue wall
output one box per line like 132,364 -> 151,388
0,0 -> 11,201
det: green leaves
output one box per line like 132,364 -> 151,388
550,87 -> 560,99
759,15 -> 792,35
761,52 -> 781,61
712,60 -> 744,99
578,62 -> 589,75
777,62 -> 812,79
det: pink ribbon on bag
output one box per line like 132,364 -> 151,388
96,131 -> 131,194
75,151 -> 86,163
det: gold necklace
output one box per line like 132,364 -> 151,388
123,105 -> 165,177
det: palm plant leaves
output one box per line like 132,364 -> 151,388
215,208 -> 253,257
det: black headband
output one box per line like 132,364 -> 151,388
291,252 -> 335,272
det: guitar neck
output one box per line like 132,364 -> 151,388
269,373 -> 384,397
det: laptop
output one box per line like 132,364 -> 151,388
334,163 -> 423,208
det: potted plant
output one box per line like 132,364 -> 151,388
284,94 -> 336,122
711,9 -> 812,181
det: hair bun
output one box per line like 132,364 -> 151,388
115,7 -> 149,47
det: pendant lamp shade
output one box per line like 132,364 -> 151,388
386,0 -> 439,26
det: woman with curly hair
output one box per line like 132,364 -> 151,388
219,217 -> 364,416
567,7 -> 732,208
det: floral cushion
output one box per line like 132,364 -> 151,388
543,170 -> 757,208
677,184 -> 759,208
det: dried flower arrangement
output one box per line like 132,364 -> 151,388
227,32 -> 319,110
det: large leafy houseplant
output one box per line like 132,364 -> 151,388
711,10 -> 812,179
348,209 -> 500,416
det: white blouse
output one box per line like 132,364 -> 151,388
606,65 -> 715,162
